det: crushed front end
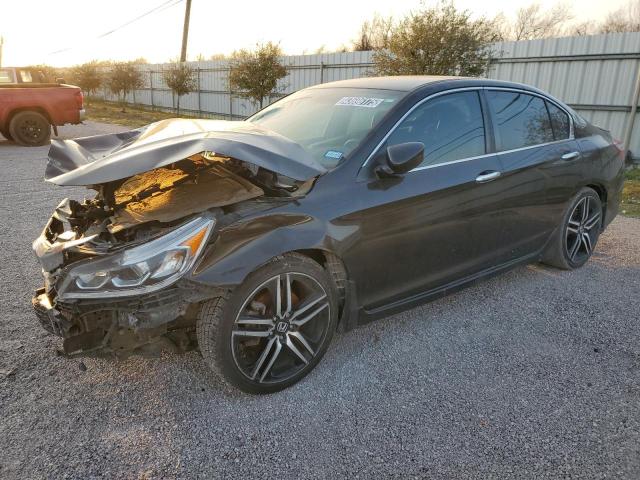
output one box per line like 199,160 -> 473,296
32,198 -> 220,356
31,119 -> 322,357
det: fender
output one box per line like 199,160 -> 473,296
189,212 -> 340,288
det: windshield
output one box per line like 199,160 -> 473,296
249,87 -> 404,169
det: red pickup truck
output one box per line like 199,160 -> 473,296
0,67 -> 85,146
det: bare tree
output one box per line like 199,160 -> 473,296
600,0 -> 640,33
510,3 -> 573,40
163,62 -> 197,116
352,13 -> 394,51
373,2 -> 501,77
228,42 -> 287,109
568,21 -> 598,36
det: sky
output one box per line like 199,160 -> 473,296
0,0 -> 631,67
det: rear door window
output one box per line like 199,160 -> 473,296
386,91 -> 486,168
546,101 -> 571,140
487,91 -> 554,151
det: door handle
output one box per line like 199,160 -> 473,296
561,151 -> 580,161
475,171 -> 501,183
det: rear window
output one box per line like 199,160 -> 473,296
487,91 -> 554,151
19,70 -> 33,82
0,69 -> 15,83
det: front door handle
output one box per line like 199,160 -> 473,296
475,171 -> 501,183
561,151 -> 581,161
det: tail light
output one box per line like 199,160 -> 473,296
613,138 -> 626,160
75,90 -> 84,109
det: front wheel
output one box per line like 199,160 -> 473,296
197,253 -> 338,394
542,187 -> 602,270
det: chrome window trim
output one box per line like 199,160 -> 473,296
360,85 -> 575,174
411,138 -> 573,172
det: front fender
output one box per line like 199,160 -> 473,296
189,213 -> 330,288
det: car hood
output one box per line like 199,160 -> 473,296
45,118 -> 327,186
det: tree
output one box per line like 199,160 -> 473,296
70,61 -> 103,98
352,13 -> 394,51
373,2 -> 501,77
509,3 -> 573,40
108,62 -> 144,112
228,42 -> 287,109
26,64 -> 60,83
600,0 -> 640,33
163,62 -> 197,116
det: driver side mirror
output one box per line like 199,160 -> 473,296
375,142 -> 424,178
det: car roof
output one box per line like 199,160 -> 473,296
310,75 -> 545,94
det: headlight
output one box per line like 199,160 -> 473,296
57,215 -> 214,299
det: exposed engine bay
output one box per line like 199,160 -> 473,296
32,119 -> 322,358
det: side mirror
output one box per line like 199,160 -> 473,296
375,142 -> 424,178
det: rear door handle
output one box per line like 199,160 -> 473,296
475,171 -> 501,183
561,151 -> 580,161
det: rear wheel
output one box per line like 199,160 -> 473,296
9,111 -> 51,146
197,253 -> 338,394
542,187 -> 602,269
0,128 -> 12,141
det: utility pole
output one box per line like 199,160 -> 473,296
0,36 -> 4,68
180,0 -> 192,63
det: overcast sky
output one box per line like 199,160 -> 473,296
0,0 -> 631,66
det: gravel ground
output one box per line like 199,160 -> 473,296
1,123 -> 639,479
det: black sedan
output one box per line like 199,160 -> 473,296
32,76 -> 625,393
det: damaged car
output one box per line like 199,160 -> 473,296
32,77 -> 625,393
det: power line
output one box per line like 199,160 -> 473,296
98,0 -> 183,39
47,0 -> 184,56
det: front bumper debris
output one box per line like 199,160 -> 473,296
32,281 -> 223,357
32,288 -> 68,336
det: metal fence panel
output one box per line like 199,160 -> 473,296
95,35 -> 640,155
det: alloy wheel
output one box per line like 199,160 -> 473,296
565,195 -> 601,263
231,272 -> 331,384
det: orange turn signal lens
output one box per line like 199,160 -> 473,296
181,226 -> 208,254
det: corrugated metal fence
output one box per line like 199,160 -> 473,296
101,51 -> 374,121
487,33 -> 640,158
97,33 -> 640,157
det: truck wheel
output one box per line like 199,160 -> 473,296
9,111 -> 51,146
0,128 -> 12,141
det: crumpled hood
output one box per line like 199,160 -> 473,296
45,118 -> 327,186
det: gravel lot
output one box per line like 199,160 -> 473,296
1,123 -> 639,479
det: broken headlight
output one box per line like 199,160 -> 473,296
57,215 -> 215,300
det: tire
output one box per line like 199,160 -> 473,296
197,253 -> 338,394
541,187 -> 603,270
9,111 -> 51,146
0,128 -> 12,141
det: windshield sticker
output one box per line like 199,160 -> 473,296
335,97 -> 384,108
324,150 -> 343,160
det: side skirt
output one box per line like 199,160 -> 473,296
357,251 -> 541,324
